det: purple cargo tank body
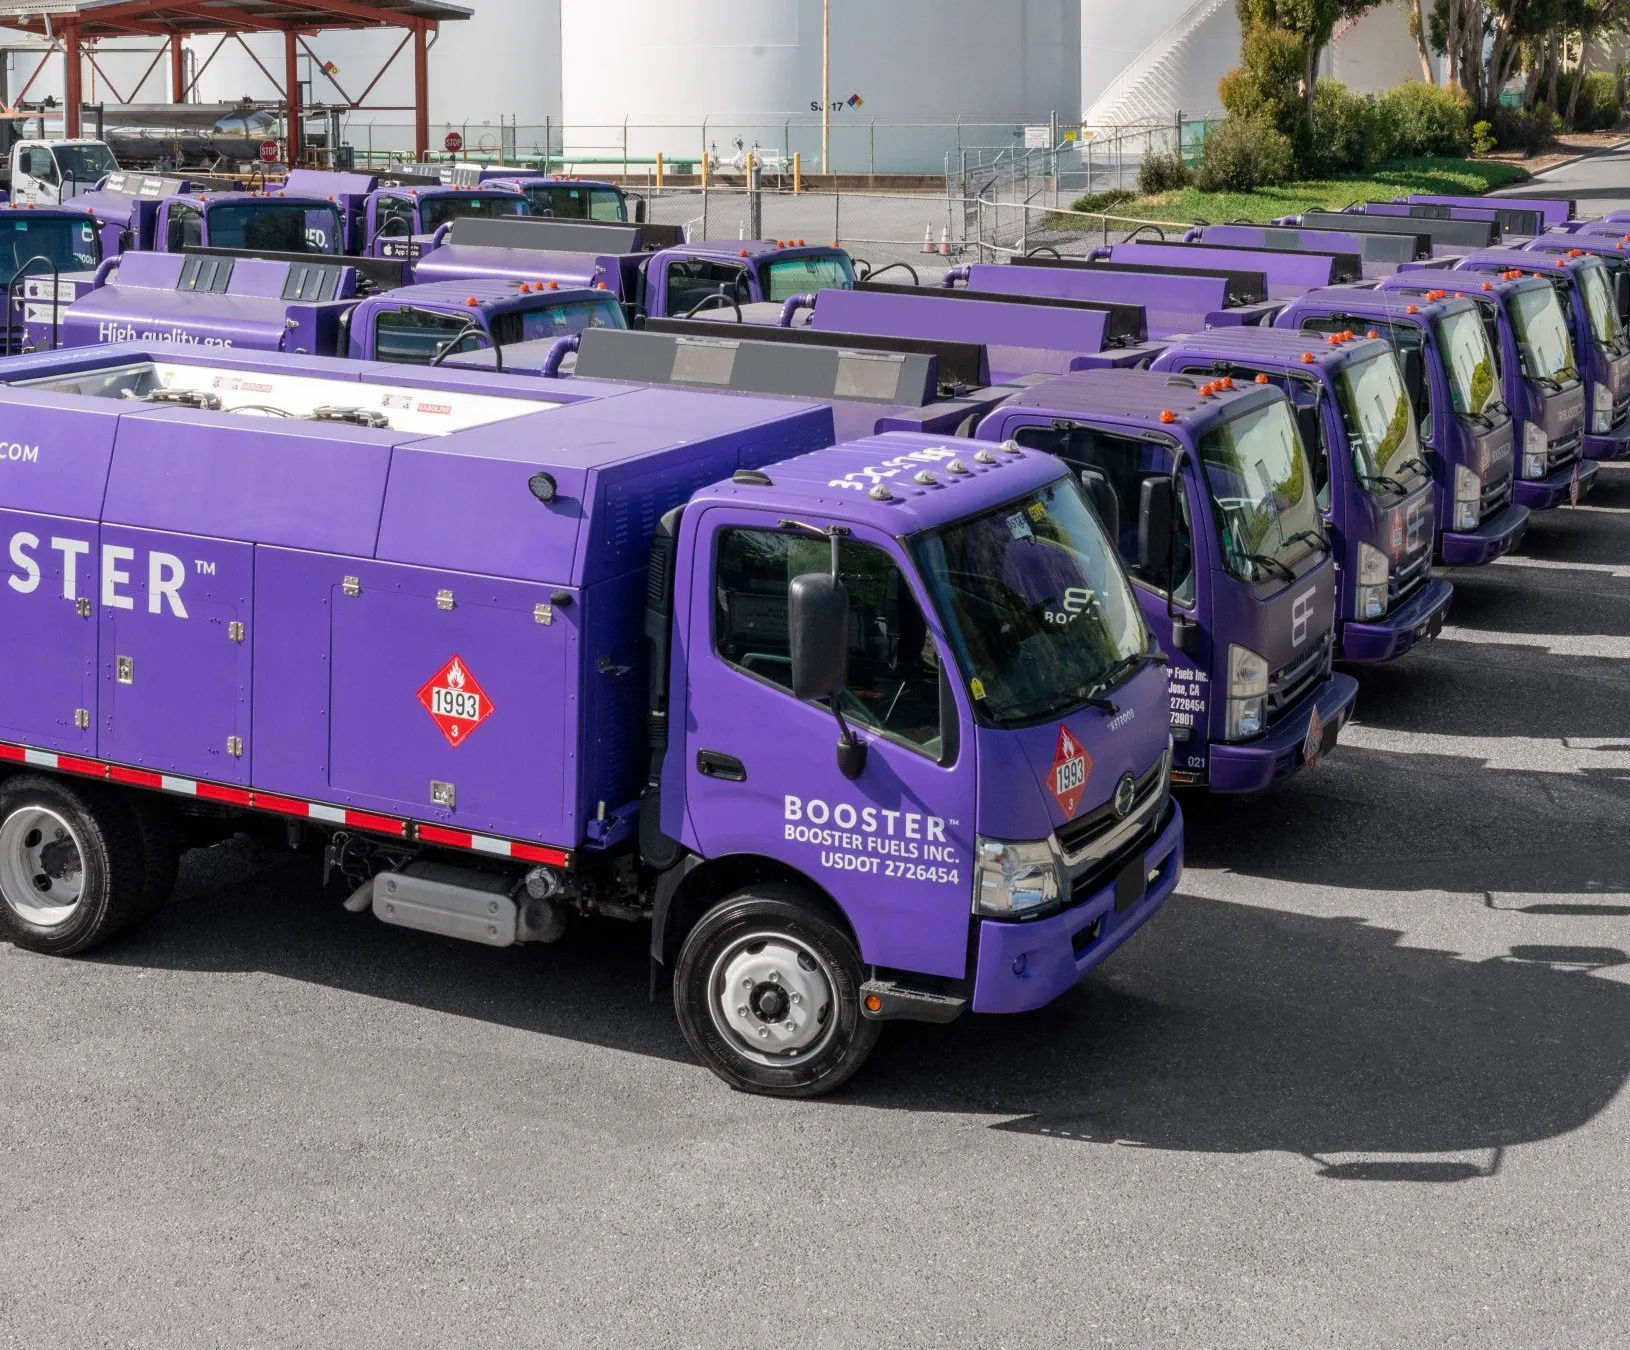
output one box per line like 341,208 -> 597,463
56,253 -> 357,354
1404,194 -> 1574,229
1274,287 -> 1528,565
972,370 -> 1360,792
1373,271 -> 1594,509
1183,222 -> 1439,275
1451,247 -> 1630,461
1148,330 -> 1453,664
1084,240 -> 1354,296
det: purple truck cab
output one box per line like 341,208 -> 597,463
972,370 -> 1359,792
0,342 -> 1182,1097
0,204 -> 106,352
1451,248 -> 1630,461
438,165 -> 632,222
1273,289 -> 1529,566
413,217 -> 856,320
1373,272 -> 1594,510
1148,331 -> 1452,664
364,184 -> 529,259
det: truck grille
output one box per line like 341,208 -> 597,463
1549,432 -> 1583,471
1389,539 -> 1432,606
1480,469 -> 1513,521
1055,752 -> 1168,861
1267,631 -> 1333,727
1613,391 -> 1630,432
1059,754 -> 1173,905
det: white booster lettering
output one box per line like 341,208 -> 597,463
784,794 -> 946,842
5,532 -> 190,617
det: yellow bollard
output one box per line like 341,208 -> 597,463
655,152 -> 664,189
793,151 -> 801,194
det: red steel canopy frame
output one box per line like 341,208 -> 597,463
0,0 -> 471,161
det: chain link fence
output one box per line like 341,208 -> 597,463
640,186 -> 1194,277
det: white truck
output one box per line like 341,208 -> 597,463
4,138 -> 119,206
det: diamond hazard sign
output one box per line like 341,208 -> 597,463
1049,724 -> 1092,819
417,655 -> 494,748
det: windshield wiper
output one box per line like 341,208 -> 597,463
1233,552 -> 1295,580
1397,456 -> 1431,477
1083,652 -> 1162,710
1527,371 -> 1564,392
1356,471 -> 1409,495
1284,529 -> 1330,554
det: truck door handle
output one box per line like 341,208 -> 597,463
697,750 -> 746,782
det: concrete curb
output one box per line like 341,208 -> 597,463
1490,138 -> 1630,191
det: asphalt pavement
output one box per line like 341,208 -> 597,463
3,166 -> 1630,1350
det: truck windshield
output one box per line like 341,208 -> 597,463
1435,307 -> 1499,418
1510,283 -> 1577,383
1200,399 -> 1325,582
761,252 -> 856,301
1334,351 -> 1427,494
524,185 -> 626,221
493,297 -> 627,344
912,476 -> 1148,727
0,216 -> 100,273
1577,261 -> 1626,351
421,195 -> 529,232
53,144 -> 116,184
206,201 -> 343,254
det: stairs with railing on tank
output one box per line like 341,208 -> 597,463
1084,0 -> 1236,129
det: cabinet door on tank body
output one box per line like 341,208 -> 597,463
681,512 -> 976,981
97,526 -> 252,784
0,509 -> 100,755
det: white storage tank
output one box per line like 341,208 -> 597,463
560,0 -> 1081,174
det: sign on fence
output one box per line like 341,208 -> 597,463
1023,125 -> 1051,150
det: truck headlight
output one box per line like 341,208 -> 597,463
1226,643 -> 1269,741
1592,383 -> 1614,434
1522,422 -> 1548,479
1453,464 -> 1481,530
974,837 -> 1061,918
1355,541 -> 1388,619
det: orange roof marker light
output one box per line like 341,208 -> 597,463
1367,330 -> 1380,339
1255,373 -> 1271,384
1405,304 -> 1418,314
1301,352 -> 1316,363
1159,410 -> 1177,423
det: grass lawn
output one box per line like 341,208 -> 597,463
1079,158 -> 1533,225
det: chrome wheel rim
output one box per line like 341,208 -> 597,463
708,930 -> 838,1068
0,806 -> 87,930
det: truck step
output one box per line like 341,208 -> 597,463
859,979 -> 968,1024
370,863 -> 518,947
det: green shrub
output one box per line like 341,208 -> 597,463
1308,81 -> 1382,175
1137,147 -> 1192,195
1194,116 -> 1296,193
1573,70 -> 1620,131
1470,119 -> 1497,155
1377,82 -> 1471,157
1219,23 -> 1307,145
1071,187 -> 1135,214
1491,104 -> 1560,158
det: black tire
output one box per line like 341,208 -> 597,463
0,775 -> 148,957
673,884 -> 880,1098
127,794 -> 182,918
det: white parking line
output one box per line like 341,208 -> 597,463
1341,723 -> 1630,773
1492,556 -> 1630,580
1436,627 -> 1630,659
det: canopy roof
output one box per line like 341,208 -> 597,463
0,0 -> 471,39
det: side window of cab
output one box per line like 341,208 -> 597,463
372,307 -> 481,364
165,202 -> 203,251
1302,316 -> 1433,443
1012,423 -> 1195,604
713,528 -> 946,758
374,197 -> 416,248
664,258 -> 751,316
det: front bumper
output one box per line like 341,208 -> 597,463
1582,429 -> 1630,461
1514,460 -> 1599,510
970,801 -> 1183,1014
1439,502 -> 1530,567
1339,578 -> 1454,664
1206,671 -> 1360,794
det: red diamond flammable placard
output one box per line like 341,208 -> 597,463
417,655 -> 494,748
1049,724 -> 1092,819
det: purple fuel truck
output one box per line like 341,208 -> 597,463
1450,248 -> 1630,461
1274,209 -> 1501,256
0,341 -> 1182,1097
439,164 -> 634,222
1371,272 -> 1595,509
1181,222 -> 1443,275
1272,289 -> 1529,566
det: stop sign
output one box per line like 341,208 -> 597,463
259,139 -> 279,163
444,130 -> 464,154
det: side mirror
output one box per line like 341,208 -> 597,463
1171,614 -> 1199,655
789,572 -> 850,702
633,197 -> 647,224
1137,476 -> 1175,578
1615,270 -> 1630,322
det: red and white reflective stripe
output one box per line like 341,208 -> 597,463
0,740 -> 569,868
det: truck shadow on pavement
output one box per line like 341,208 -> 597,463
79,831 -> 1630,1176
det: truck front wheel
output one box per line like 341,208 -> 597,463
674,885 -> 880,1098
0,776 -> 147,957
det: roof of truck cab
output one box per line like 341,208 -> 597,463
0,202 -> 100,221
1375,271 -> 1550,301
1456,247 -> 1603,275
1280,285 -> 1478,320
382,278 -> 611,308
1156,328 -> 1392,373
373,184 -> 525,200
692,430 -> 1069,536
1001,367 -> 1282,427
679,240 -> 842,263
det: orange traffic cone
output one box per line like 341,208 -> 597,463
921,224 -> 935,253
